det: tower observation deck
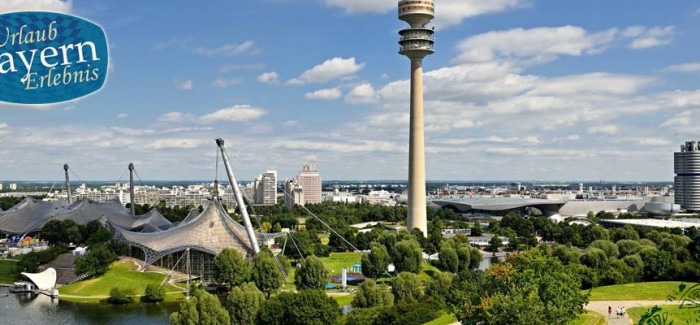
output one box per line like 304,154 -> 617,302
398,0 -> 435,59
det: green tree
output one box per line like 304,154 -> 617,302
295,255 -> 328,290
74,243 -> 117,276
448,248 -> 588,325
170,288 -> 230,325
252,250 -> 284,298
352,279 -> 394,308
213,248 -> 251,290
425,271 -> 452,303
362,243 -> 391,278
141,284 -> 165,303
392,272 -> 423,304
391,239 -> 423,274
437,243 -> 459,273
487,235 -> 502,252
107,287 -> 135,304
588,240 -> 619,258
227,282 -> 264,325
257,290 -> 341,325
41,219 -> 82,245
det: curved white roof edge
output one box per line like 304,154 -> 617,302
20,267 -> 57,290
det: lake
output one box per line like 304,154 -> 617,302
1,290 -> 175,324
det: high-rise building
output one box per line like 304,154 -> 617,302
298,162 -> 321,205
254,170 -> 277,205
398,0 -> 435,236
284,178 -> 304,208
674,141 -> 700,212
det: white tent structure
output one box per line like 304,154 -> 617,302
20,267 -> 57,291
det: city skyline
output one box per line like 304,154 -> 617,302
1,1 -> 700,182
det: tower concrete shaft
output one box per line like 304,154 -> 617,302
407,59 -> 427,236
399,0 -> 434,237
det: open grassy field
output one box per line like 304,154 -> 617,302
423,312 -> 458,325
569,311 -> 606,325
330,294 -> 354,306
0,259 -> 18,284
59,260 -> 185,301
588,282 -> 696,301
321,252 -> 362,275
628,304 -> 700,324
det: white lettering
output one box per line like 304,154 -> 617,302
76,41 -> 100,63
16,49 -> 37,73
0,52 -> 16,73
40,47 -> 58,68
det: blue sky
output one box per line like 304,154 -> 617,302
1,0 -> 700,182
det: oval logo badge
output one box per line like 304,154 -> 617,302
0,12 -> 108,104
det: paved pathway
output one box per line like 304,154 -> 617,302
586,300 -> 676,325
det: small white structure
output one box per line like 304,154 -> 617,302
20,267 -> 57,291
73,247 -> 87,256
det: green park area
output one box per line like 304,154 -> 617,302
588,282 -> 697,301
570,311 -> 606,325
58,260 -> 185,302
0,259 -> 18,284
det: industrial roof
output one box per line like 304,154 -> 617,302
432,196 -> 567,214
599,218 -> 700,229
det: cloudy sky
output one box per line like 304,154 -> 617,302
1,0 -> 699,182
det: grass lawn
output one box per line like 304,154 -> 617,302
588,282 -> 697,301
0,259 -> 18,284
331,294 -> 354,306
628,304 -> 700,324
423,312 -> 458,325
569,311 -> 606,325
321,252 -> 362,275
59,260 -> 185,300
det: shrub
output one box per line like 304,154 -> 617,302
107,287 -> 135,304
140,284 -> 165,303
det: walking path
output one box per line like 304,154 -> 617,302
586,300 -> 676,325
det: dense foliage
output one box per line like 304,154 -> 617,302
252,249 -> 284,298
15,244 -> 67,273
107,287 -> 135,304
141,284 -> 165,303
74,243 -> 117,276
257,290 -> 341,325
226,282 -> 265,325
170,288 -> 230,325
294,255 -> 328,290
213,248 -> 251,290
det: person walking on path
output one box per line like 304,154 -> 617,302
608,306 -> 612,318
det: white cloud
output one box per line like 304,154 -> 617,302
145,139 -> 208,149
637,138 -> 671,146
199,105 -> 266,123
0,123 -> 8,129
305,88 -> 342,101
174,79 -> 193,90
661,62 -> 700,73
323,0 -> 527,28
627,26 -> 674,49
288,57 -> 364,85
0,0 -> 72,13
587,125 -> 619,134
116,113 -> 128,119
193,40 -> 257,57
157,112 -> 196,123
283,120 -> 301,127
257,72 -> 280,85
455,25 -> 616,64
345,83 -> 379,104
211,78 -> 242,88
660,110 -> 692,127
323,0 -> 392,14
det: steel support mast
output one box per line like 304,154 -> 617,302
128,163 -> 135,216
63,163 -> 72,204
215,138 -> 260,254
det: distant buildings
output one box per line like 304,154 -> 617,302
297,162 -> 322,205
284,178 -> 304,208
674,141 -> 700,212
254,170 -> 277,205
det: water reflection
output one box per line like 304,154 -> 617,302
0,288 -> 177,325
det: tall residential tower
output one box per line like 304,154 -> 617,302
398,0 -> 435,236
675,141 -> 700,212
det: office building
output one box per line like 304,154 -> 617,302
298,162 -> 321,205
674,141 -> 700,212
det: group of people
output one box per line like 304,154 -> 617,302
608,306 -> 626,318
